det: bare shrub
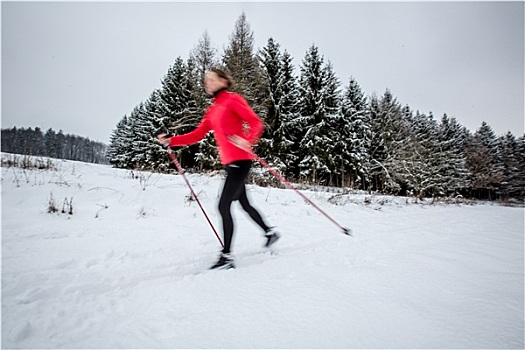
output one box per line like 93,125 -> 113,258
48,192 -> 59,213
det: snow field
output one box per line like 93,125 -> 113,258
2,156 -> 524,348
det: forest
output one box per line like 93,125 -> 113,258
1,127 -> 107,165
20,13 -> 523,201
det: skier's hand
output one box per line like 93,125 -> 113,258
156,133 -> 171,149
228,135 -> 252,153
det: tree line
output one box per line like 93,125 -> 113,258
1,127 -> 108,164
107,13 -> 524,201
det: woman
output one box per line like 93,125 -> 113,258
157,68 -> 280,270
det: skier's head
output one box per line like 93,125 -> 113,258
205,68 -> 234,95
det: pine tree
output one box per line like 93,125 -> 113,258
258,38 -> 300,174
222,12 -> 265,115
320,61 -> 343,186
516,135 -> 525,199
340,77 -> 371,189
435,114 -> 470,196
44,128 -> 57,159
156,57 -> 201,170
107,115 -> 129,167
496,131 -> 524,200
0,127 -> 16,153
186,40 -> 222,171
188,31 -> 219,114
368,90 -> 404,193
157,57 -> 198,134
104,13 -> 525,202
394,108 -> 430,197
115,103 -> 145,169
275,50 -> 301,177
32,128 -> 45,156
55,130 -> 65,159
466,122 -> 503,199
383,100 -> 417,195
129,94 -> 160,170
258,37 -> 282,157
107,57 -> 207,171
393,111 -> 469,199
297,45 -> 340,184
1,126 -> 106,164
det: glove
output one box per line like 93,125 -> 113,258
154,129 -> 173,149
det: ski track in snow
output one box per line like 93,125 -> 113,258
1,156 -> 524,349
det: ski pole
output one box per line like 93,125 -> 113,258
166,147 -> 224,248
228,136 -> 352,236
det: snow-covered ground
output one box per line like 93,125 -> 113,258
2,154 -> 524,349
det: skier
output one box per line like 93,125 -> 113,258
157,68 -> 280,270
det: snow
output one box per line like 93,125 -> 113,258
2,155 -> 524,349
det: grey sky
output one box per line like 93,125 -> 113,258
2,1 -> 524,143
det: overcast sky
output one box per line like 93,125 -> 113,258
2,1 -> 524,143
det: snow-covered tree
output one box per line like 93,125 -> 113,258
496,131 -> 525,200
320,61 -> 345,186
340,77 -> 371,189
466,122 -> 503,199
188,31 -> 219,114
157,57 -> 199,134
515,135 -> 525,199
156,57 -> 201,170
258,38 -> 300,174
296,45 -> 341,184
44,128 -> 57,159
111,103 -> 145,169
127,97 -> 158,169
104,14 -> 525,201
368,90 -> 404,193
107,115 -> 130,167
187,37 -> 222,171
222,12 -> 265,115
275,50 -> 302,177
258,37 -> 281,160
435,114 -> 470,196
383,100 -> 417,195
1,126 -> 106,164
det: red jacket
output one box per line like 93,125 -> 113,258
169,89 -> 264,165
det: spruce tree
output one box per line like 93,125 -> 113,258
258,37 -> 282,158
187,36 -> 222,171
516,135 -> 525,199
435,115 -> 470,196
368,90 -> 404,193
297,45 -> 339,183
222,12 -> 265,115
340,77 -> 371,189
466,122 -> 503,199
258,38 -> 300,174
157,57 -> 201,170
319,61 -> 343,186
32,128 -> 45,157
275,50 -> 301,177
107,115 -> 130,168
116,104 -> 145,169
129,93 -> 161,170
0,127 -> 16,153
44,128 -> 57,159
55,130 -> 65,159
384,100 -> 417,195
397,108 -> 430,197
188,31 -> 219,114
496,132 -> 524,200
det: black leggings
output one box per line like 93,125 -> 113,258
218,160 -> 269,254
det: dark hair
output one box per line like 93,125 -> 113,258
209,67 -> 235,89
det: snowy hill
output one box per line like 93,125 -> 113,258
2,154 -> 524,348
